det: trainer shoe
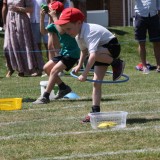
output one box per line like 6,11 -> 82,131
156,68 -> 160,73
81,115 -> 90,123
54,85 -> 72,99
41,73 -> 48,77
32,96 -> 50,104
112,59 -> 125,81
143,67 -> 149,74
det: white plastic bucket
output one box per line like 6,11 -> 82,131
40,81 -> 58,100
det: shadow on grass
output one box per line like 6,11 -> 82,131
23,98 -> 36,103
0,76 -> 5,79
59,97 -> 117,102
23,97 -> 118,103
0,32 -> 4,38
127,118 -> 160,124
108,28 -> 129,36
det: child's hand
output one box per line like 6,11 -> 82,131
49,10 -> 57,21
72,66 -> 81,74
40,9 -> 46,18
78,69 -> 88,82
78,74 -> 87,82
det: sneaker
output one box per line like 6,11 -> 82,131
32,96 -> 50,104
156,68 -> 160,73
54,85 -> 72,99
31,72 -> 42,77
143,67 -> 149,74
135,63 -> 143,71
81,115 -> 90,123
41,73 -> 48,77
112,59 -> 125,81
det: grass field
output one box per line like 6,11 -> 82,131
0,27 -> 160,160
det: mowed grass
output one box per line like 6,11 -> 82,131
0,27 -> 160,160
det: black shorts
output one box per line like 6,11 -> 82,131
53,56 -> 79,71
135,14 -> 160,42
94,37 -> 121,66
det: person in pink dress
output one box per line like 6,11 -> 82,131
2,0 -> 44,77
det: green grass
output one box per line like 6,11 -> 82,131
0,27 -> 160,160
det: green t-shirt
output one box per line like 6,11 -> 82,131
46,23 -> 80,59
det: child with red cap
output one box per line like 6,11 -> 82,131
46,0 -> 70,60
33,2 -> 80,104
55,8 -> 125,122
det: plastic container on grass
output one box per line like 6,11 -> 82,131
89,111 -> 128,129
40,81 -> 58,100
0,98 -> 22,110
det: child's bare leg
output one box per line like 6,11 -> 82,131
95,51 -> 113,64
95,51 -> 125,81
92,66 -> 107,112
33,62 -> 67,104
48,33 -> 60,60
45,61 -> 66,93
82,65 -> 107,122
43,60 -> 55,76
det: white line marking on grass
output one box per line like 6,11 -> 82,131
31,148 -> 160,160
0,125 -> 160,140
104,91 -> 160,97
101,98 -> 160,105
1,110 -> 160,127
19,91 -> 160,111
0,116 -> 77,127
23,98 -> 160,112
20,104 -> 84,112
129,110 -> 160,115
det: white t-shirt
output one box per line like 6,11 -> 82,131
30,0 -> 48,23
76,23 -> 115,53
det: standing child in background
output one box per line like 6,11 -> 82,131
46,0 -> 70,60
134,0 -> 160,74
54,8 -> 125,122
33,1 -> 80,104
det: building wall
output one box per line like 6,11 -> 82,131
107,0 -> 124,26
86,0 -> 101,10
86,0 -> 129,26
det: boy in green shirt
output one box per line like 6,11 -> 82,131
33,1 -> 80,104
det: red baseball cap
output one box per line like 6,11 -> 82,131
48,1 -> 64,12
54,8 -> 85,25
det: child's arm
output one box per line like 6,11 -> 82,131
40,9 -> 48,35
73,49 -> 88,73
46,23 -> 62,57
79,52 -> 96,82
49,10 -> 65,34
